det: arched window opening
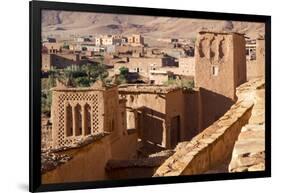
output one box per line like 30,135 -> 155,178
65,104 -> 73,137
75,104 -> 82,136
84,104 -> 91,135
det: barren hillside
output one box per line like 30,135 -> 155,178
42,10 -> 265,40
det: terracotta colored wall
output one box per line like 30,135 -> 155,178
43,42 -> 62,53
114,58 -> 165,77
198,87 -> 234,131
42,133 -> 138,184
195,32 -> 246,100
183,109 -> 252,175
149,73 -> 169,85
194,32 -> 247,131
233,34 -> 247,87
103,88 -> 120,134
154,94 -> 254,176
178,57 -> 195,76
121,92 -> 167,147
182,90 -> 200,139
115,45 -> 144,55
42,136 -> 112,184
165,91 -> 185,148
51,89 -> 105,148
121,89 -> 200,148
110,133 -> 138,160
154,79 -> 264,177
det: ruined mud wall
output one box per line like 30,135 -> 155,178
42,136 -> 112,184
120,89 -> 200,148
121,92 -> 167,147
154,79 -> 263,176
42,133 -> 138,184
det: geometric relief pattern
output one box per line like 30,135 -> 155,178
198,35 -> 228,62
56,93 -> 99,147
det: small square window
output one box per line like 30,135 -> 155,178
211,65 -> 219,76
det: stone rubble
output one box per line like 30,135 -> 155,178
41,151 -> 72,174
41,132 -> 109,173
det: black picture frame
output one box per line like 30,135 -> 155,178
29,1 -> 271,192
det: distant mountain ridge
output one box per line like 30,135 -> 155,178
42,10 -> 265,40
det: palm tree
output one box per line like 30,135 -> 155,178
83,63 -> 108,83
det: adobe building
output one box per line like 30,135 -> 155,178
114,56 -> 176,77
42,37 -> 57,43
42,31 -> 251,182
156,57 -> 194,77
246,39 -> 256,60
75,43 -> 98,52
51,80 -> 129,148
195,31 -> 247,100
114,31 -> 248,149
101,35 -> 115,46
127,34 -> 144,46
42,53 -> 84,72
161,48 -> 187,58
115,45 -> 144,56
42,81 -> 138,183
246,38 -> 265,79
118,85 -> 199,149
149,70 -> 174,84
195,31 -> 247,130
75,37 -> 91,43
178,57 -> 195,76
95,35 -> 123,46
43,42 -> 62,54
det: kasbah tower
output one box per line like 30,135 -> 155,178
195,31 -> 247,130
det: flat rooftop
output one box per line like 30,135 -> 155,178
51,80 -> 117,92
118,84 -> 182,94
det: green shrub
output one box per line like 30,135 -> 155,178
163,79 -> 194,90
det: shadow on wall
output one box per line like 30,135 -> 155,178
106,165 -> 157,180
137,106 -> 165,147
199,88 -> 235,131
182,90 -> 200,141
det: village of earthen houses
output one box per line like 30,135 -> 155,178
40,10 -> 266,183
